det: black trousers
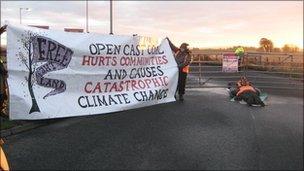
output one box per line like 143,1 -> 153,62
235,91 -> 265,106
177,69 -> 187,95
0,94 -> 4,113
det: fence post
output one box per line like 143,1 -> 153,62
289,54 -> 293,79
243,52 -> 248,77
199,54 -> 202,85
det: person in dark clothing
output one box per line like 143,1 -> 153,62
235,91 -> 265,107
166,37 -> 191,101
0,25 -> 8,114
0,57 -> 8,114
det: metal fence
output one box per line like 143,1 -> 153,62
186,51 -> 304,90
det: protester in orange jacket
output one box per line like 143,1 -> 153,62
0,139 -> 9,171
166,37 -> 191,101
229,76 -> 265,107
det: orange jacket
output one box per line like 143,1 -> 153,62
236,85 -> 256,96
1,139 -> 9,171
182,65 -> 189,73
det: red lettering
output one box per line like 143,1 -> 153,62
152,78 -> 161,87
144,79 -> 152,88
163,76 -> 169,86
98,56 -> 105,66
84,82 -> 93,93
131,80 -> 138,90
92,82 -> 102,93
82,55 -> 91,66
162,55 -> 168,64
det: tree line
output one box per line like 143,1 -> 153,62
258,38 -> 300,53
194,38 -> 301,53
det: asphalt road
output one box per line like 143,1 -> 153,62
3,88 -> 303,170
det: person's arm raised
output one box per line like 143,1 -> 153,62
0,25 -> 7,35
166,37 -> 179,53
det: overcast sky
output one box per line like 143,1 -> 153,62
1,1 -> 303,48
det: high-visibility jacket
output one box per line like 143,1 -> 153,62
173,49 -> 191,73
0,139 -> 9,171
235,47 -> 245,57
237,80 -> 250,88
182,65 -> 189,73
236,85 -> 256,96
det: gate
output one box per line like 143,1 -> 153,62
187,50 -> 304,90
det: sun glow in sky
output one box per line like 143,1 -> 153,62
1,1 -> 303,48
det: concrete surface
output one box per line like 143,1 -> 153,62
3,88 -> 303,170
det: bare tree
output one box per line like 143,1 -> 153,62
18,30 -> 41,114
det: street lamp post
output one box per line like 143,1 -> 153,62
109,0 -> 113,35
19,7 -> 30,24
86,0 -> 89,33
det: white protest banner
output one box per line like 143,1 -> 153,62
7,25 -> 178,120
222,53 -> 239,72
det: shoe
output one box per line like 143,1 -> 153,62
179,95 -> 184,101
239,100 -> 246,104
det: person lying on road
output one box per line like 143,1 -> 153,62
228,76 -> 265,107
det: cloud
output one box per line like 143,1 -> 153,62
1,1 -> 303,48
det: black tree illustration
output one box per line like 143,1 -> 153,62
19,31 -> 41,114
